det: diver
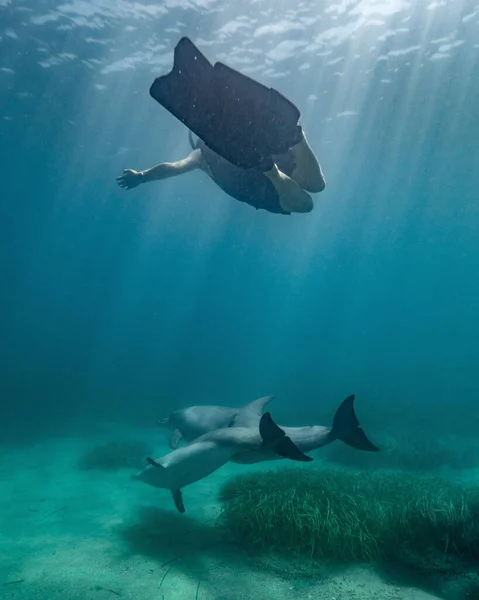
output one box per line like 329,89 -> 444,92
116,37 -> 326,215
116,130 -> 325,215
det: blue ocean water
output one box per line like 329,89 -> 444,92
3,0 -> 478,442
0,1 -> 478,437
1,1 -> 479,598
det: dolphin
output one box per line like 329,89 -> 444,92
230,395 -> 379,464
161,394 -> 378,461
159,395 -> 274,449
132,411 -> 312,513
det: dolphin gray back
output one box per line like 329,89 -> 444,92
164,397 -> 274,442
172,405 -> 238,440
197,416 -> 312,463
229,425 -> 329,464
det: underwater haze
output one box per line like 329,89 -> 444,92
0,0 -> 479,437
1,3 -> 479,440
3,2 -> 479,600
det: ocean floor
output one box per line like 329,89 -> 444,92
0,423 -> 476,600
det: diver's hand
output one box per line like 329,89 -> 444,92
116,169 -> 143,190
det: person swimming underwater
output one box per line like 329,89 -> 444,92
116,37 -> 326,215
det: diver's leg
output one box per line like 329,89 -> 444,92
289,127 -> 326,193
116,149 -> 202,190
263,164 -> 313,213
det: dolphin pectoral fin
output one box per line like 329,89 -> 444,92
171,489 -> 185,513
227,413 -> 239,428
331,395 -> 379,452
260,412 -> 313,462
146,457 -> 164,468
243,395 -> 274,415
169,429 -> 183,450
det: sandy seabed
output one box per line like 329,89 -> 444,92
0,423 -> 469,600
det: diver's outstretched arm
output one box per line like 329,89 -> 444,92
116,149 -> 202,191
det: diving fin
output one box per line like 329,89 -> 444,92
260,412 -> 313,462
149,37 -> 302,170
331,395 -> 379,452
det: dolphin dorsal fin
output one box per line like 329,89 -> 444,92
243,395 -> 274,415
259,413 -> 313,463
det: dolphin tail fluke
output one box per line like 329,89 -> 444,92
260,412 -> 313,462
331,395 -> 379,452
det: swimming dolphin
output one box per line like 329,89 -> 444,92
132,411 -> 312,513
159,395 -> 274,449
230,395 -> 379,464
161,394 -> 378,461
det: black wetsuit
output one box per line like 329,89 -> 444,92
196,139 -> 296,215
